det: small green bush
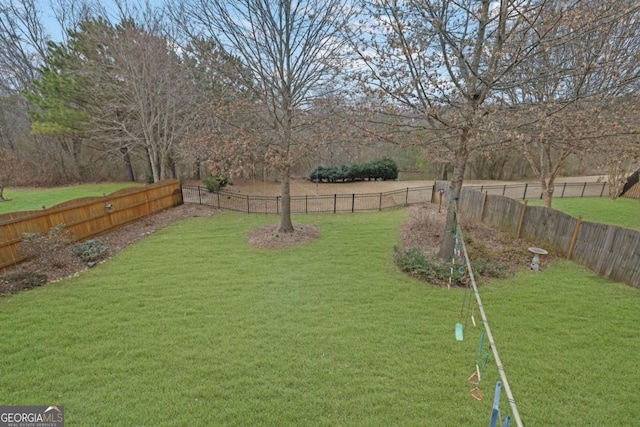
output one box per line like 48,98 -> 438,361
394,247 -> 456,284
203,175 -> 229,192
72,239 -> 109,262
394,247 -> 507,286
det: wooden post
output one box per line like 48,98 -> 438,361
480,191 -> 488,222
567,216 -> 583,260
431,180 -> 437,203
516,200 -> 528,238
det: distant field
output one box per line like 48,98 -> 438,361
0,183 -> 141,215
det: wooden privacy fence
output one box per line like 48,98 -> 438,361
0,180 -> 183,270
458,187 -> 640,289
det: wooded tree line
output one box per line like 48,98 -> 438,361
1,0 -> 639,251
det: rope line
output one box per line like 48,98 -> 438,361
456,223 -> 524,427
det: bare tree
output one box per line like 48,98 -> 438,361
349,0 -> 550,258
173,0 -> 356,232
349,0 -> 640,258
501,1 -> 640,207
28,15 -> 202,182
0,0 -> 49,94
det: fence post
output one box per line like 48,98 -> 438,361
379,193 -> 382,211
480,191 -> 488,222
567,216 -> 583,260
561,183 -> 567,198
247,195 -> 250,213
305,195 -> 308,214
198,186 -> 202,205
581,182 -> 587,197
516,200 -> 528,238
600,182 -> 606,197
277,196 -> 280,215
334,194 -> 337,214
502,185 -> 506,196
352,194 -> 355,213
405,188 -> 409,206
522,183 -> 528,200
217,191 -> 220,208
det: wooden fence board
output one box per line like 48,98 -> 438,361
459,188 -> 640,289
0,180 -> 182,270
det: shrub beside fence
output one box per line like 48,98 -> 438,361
0,180 -> 183,270
458,187 -> 640,289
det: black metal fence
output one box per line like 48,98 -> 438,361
181,181 -> 610,214
181,185 -> 434,213
453,181 -> 610,200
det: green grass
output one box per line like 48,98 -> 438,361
1,211 -> 639,426
0,183 -> 141,214
529,197 -> 640,231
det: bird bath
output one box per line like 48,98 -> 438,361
528,247 -> 548,271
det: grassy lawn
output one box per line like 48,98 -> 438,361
1,210 -> 638,425
0,183 -> 141,215
529,197 -> 640,231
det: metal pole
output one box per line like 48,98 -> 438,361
459,225 -> 524,427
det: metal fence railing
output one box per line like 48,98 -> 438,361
182,181 -> 611,214
436,181 -> 610,200
181,185 -> 435,214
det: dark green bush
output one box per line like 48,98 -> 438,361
203,175 -> 228,192
72,239 -> 109,262
309,158 -> 398,182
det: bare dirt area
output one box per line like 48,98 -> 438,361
248,223 -> 322,249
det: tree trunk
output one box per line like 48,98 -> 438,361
0,185 -> 5,201
438,136 -> 470,260
541,176 -> 555,208
120,146 -> 135,182
279,167 -> 294,233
